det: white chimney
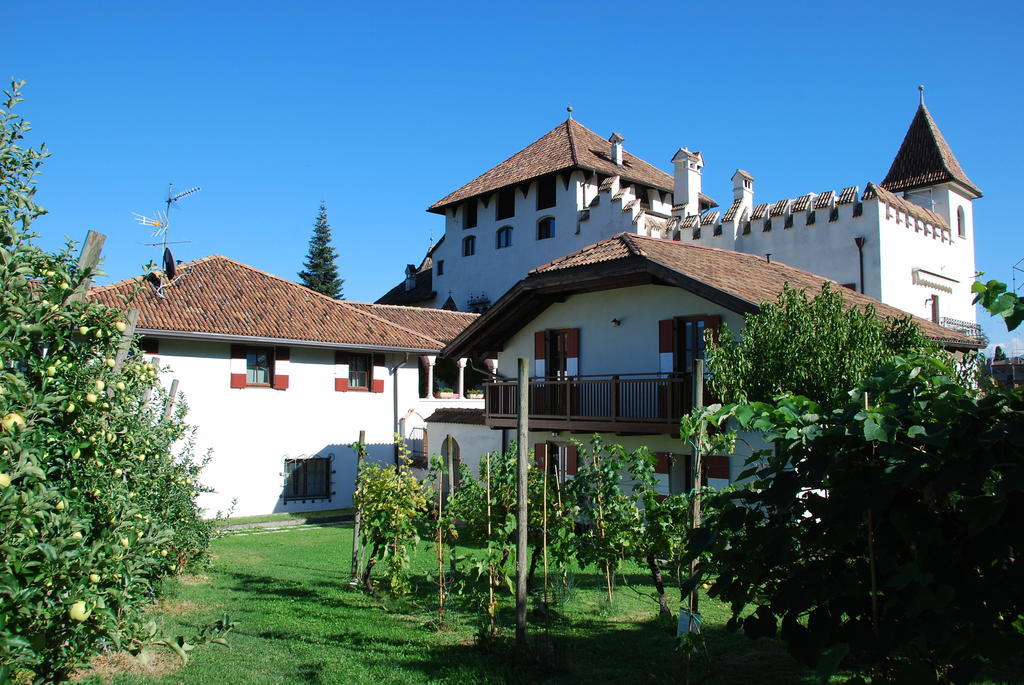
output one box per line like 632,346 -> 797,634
671,148 -> 704,216
731,169 -> 755,210
609,132 -> 625,167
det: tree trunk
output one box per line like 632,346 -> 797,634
646,550 -> 671,615
361,543 -> 380,593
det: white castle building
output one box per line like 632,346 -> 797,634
379,94 -> 981,335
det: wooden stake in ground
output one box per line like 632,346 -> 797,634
515,357 -> 529,648
688,359 -> 705,619
350,430 -> 367,582
436,445 -> 446,623
66,230 -> 106,305
162,379 -> 180,422
485,451 -> 496,632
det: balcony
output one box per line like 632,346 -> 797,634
484,373 -> 697,435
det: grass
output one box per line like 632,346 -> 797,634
74,523 -> 820,685
215,508 -> 353,527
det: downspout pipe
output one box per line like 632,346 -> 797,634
854,237 -> 866,294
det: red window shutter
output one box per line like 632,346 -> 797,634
272,347 -> 290,390
658,319 -> 674,354
565,328 -> 579,357
230,344 -> 247,388
707,455 -> 730,480
334,350 -> 349,391
654,452 -> 670,475
564,444 -> 578,475
371,353 -> 385,393
534,443 -> 547,470
534,331 -> 546,359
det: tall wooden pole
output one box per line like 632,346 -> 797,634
515,357 -> 529,648
350,430 -> 366,582
66,230 -> 106,305
688,359 -> 705,618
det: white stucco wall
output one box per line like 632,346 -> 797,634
151,338 -> 482,518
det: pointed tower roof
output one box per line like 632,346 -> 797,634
428,119 -> 715,213
881,102 -> 982,198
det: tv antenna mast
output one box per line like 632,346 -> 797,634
132,183 -> 201,297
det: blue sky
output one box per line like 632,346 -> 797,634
9,1 -> 1024,353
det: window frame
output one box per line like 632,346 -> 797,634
496,225 -> 513,249
957,206 -> 966,238
462,235 -> 476,256
348,353 -> 371,391
496,189 -> 515,220
463,200 -> 477,229
245,346 -> 274,387
283,456 -> 332,501
436,259 -> 444,276
537,216 -> 555,241
536,176 -> 557,210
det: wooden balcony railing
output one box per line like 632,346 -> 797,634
483,373 -> 697,435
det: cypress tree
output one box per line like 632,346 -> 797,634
298,202 -> 344,299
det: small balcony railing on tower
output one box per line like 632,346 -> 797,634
483,372 -> 698,435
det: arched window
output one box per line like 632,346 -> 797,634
537,216 -> 555,240
462,235 -> 475,257
496,226 -> 513,249
957,206 -> 966,238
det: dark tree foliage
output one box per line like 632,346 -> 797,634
706,283 -> 934,408
297,203 -> 343,299
683,354 -> 1024,683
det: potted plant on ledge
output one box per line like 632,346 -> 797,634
435,385 -> 456,399
465,387 -> 484,399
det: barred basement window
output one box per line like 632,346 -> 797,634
284,457 -> 331,500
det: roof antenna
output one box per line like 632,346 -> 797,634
918,84 -> 925,106
133,183 -> 200,298
566,105 -> 574,120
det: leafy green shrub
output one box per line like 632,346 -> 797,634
0,80 -> 212,683
682,354 -> 1024,682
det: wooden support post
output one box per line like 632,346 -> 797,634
161,379 -> 179,421
351,430 -> 366,581
66,230 -> 106,304
111,308 -> 139,374
515,357 -> 529,648
688,359 -> 704,619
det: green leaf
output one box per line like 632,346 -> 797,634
863,418 -> 888,443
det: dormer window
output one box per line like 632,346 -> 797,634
537,176 -> 556,210
537,217 -> 555,240
464,200 -> 477,229
462,236 -> 476,256
496,226 -> 513,249
496,189 -> 515,220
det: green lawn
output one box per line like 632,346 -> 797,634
215,508 -> 353,527
75,523 -> 824,684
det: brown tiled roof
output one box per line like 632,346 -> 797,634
345,303 -> 477,345
376,241 -> 440,306
424,407 -> 486,425
881,104 -> 981,197
428,119 -> 716,213
528,234 -> 976,346
90,255 -> 470,351
837,186 -> 859,205
721,198 -> 742,222
680,215 -> 700,229
862,182 -> 949,229
812,190 -> 835,209
791,194 -> 813,212
700,211 -> 720,226
751,203 -> 770,220
769,199 -> 791,217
